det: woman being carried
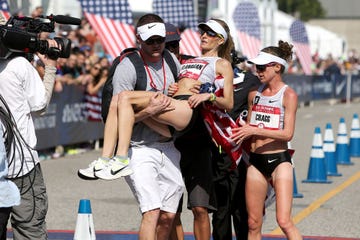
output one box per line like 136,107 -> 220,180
81,19 -> 235,181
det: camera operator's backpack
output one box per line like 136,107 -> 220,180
101,48 -> 177,122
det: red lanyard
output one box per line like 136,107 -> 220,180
140,53 -> 166,92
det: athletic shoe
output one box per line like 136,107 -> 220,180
95,157 -> 133,180
77,157 -> 109,180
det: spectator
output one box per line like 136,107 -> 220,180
83,62 -> 108,121
0,119 -> 20,240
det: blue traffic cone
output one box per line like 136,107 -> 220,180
293,168 -> 303,198
303,127 -> 332,183
349,113 -> 360,157
287,142 -> 303,198
336,118 -> 353,165
74,199 -> 96,240
323,123 -> 342,176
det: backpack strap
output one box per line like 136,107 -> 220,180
126,51 -> 147,90
163,49 -> 178,82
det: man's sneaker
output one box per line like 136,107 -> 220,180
95,157 -> 133,180
77,157 -> 109,180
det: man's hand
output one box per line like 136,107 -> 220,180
145,92 -> 175,115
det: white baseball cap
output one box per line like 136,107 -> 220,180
137,22 -> 166,41
198,19 -> 228,41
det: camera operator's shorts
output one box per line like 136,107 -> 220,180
125,141 -> 185,214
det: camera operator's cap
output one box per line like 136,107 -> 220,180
137,22 -> 166,41
198,19 -> 228,41
165,23 -> 181,43
248,51 -> 287,66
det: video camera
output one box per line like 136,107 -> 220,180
231,49 -> 247,65
0,14 -> 81,60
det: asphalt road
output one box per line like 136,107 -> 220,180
38,100 -> 360,239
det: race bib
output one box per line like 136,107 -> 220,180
178,59 -> 208,80
250,105 -> 281,129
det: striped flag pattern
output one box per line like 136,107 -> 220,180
153,0 -> 201,57
79,0 -> 135,59
232,2 -> 262,59
0,0 -> 10,22
289,20 -> 312,75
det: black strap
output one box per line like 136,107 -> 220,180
163,49 -> 178,82
127,52 -> 147,90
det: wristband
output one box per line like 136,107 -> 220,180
209,93 -> 216,102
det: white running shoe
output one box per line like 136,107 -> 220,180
78,158 -> 109,180
95,157 -> 133,180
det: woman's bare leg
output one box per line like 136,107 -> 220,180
246,165 -> 268,240
114,91 -> 193,157
101,95 -> 120,158
272,163 -> 302,240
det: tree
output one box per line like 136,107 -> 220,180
276,0 -> 326,21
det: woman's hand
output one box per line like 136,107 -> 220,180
231,123 -> 255,144
188,93 -> 211,108
167,83 -> 179,97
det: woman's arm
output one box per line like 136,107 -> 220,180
232,87 -> 298,143
213,58 -> 234,111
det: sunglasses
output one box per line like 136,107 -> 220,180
144,37 -> 166,45
255,63 -> 277,72
199,29 -> 223,39
93,66 -> 101,70
165,41 -> 180,49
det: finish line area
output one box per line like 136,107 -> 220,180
7,230 -> 360,240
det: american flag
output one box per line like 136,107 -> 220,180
0,0 -> 10,22
79,0 -> 135,59
153,0 -> 201,57
232,2 -> 261,59
289,20 -> 312,75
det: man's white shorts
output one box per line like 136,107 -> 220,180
125,141 -> 185,213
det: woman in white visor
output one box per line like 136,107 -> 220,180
231,40 -> 302,240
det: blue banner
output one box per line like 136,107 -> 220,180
34,85 -> 104,150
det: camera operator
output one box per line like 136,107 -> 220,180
0,16 -> 61,239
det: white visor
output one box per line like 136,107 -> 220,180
248,51 -> 287,66
137,22 -> 166,41
198,19 -> 228,41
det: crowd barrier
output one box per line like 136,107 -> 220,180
34,84 -> 104,150
33,73 -> 360,150
284,72 -> 360,103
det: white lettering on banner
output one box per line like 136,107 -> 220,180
62,103 -> 86,123
179,59 -> 208,80
336,80 -> 346,95
34,115 -> 56,129
33,103 -> 57,129
250,105 -> 281,129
